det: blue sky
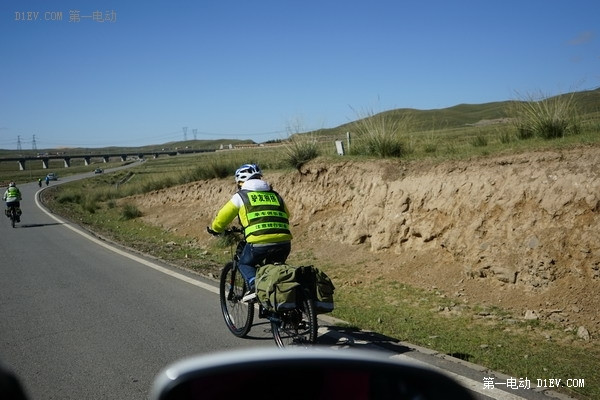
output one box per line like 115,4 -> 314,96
1,0 -> 598,149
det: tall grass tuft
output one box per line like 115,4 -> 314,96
82,196 -> 99,214
121,203 -> 142,220
183,160 -> 236,182
283,119 -> 319,170
349,108 -> 413,158
206,161 -> 235,179
470,134 -> 488,147
510,91 -> 581,140
57,190 -> 82,204
498,129 -> 514,144
284,134 -> 319,170
423,143 -> 437,153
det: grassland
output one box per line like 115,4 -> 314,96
3,88 -> 600,184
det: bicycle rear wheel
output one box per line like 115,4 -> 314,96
219,262 -> 254,337
271,295 -> 317,347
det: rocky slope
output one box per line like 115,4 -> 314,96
132,145 -> 600,340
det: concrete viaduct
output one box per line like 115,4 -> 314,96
0,150 -> 208,171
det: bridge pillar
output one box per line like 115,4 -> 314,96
84,157 -> 91,166
103,156 -> 110,163
18,159 -> 26,171
42,158 -> 49,169
63,157 -> 71,168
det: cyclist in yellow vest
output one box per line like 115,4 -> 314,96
208,164 -> 292,301
3,182 -> 23,222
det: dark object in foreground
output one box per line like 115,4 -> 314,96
151,348 -> 475,400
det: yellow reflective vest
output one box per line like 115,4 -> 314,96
211,180 -> 292,244
3,187 -> 22,202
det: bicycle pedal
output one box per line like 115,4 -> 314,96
242,292 -> 257,302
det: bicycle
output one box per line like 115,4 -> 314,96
217,227 -> 318,347
6,205 -> 20,228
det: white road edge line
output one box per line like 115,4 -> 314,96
35,192 -> 219,295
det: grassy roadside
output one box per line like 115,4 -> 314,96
39,187 -> 225,277
333,279 -> 598,399
39,170 -> 599,400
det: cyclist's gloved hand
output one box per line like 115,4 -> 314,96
206,226 -> 219,236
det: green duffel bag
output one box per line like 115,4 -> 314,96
255,263 -> 300,312
296,265 -> 335,314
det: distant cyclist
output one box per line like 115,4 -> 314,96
208,164 -> 293,301
3,182 -> 22,222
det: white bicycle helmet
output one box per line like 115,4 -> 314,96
234,164 -> 262,185
9,182 -> 16,187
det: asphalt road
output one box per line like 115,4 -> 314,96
0,173 -> 272,399
0,170 -> 575,400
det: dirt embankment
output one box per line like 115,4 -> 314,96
132,146 -> 600,339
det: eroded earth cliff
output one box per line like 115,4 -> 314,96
131,146 -> 600,339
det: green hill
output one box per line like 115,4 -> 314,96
2,88 -> 599,156
308,87 -> 600,137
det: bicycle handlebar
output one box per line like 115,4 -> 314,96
207,226 -> 243,236
225,226 -> 243,234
